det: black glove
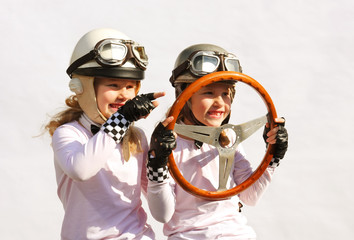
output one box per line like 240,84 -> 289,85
118,93 -> 155,122
263,119 -> 288,167
147,122 -> 176,182
102,93 -> 155,144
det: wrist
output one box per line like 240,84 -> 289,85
102,112 -> 131,143
268,158 -> 281,168
147,164 -> 169,183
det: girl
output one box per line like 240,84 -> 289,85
146,44 -> 288,239
45,28 -> 163,240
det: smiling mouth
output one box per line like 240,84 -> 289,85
109,103 -> 124,109
208,111 -> 224,118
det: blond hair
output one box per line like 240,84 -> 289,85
45,95 -> 82,136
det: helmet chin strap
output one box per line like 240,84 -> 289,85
97,109 -> 107,123
222,114 -> 231,125
181,101 -> 204,126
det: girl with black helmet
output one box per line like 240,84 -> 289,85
146,44 -> 288,239
45,28 -> 163,240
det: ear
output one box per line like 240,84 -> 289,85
69,78 -> 83,94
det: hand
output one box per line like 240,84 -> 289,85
102,92 -> 165,144
118,92 -> 165,122
263,117 -> 288,167
148,116 -> 176,169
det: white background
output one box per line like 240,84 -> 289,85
1,0 -> 353,239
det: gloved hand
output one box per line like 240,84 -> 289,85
102,93 -> 156,144
118,93 -> 156,122
147,121 -> 176,183
263,118 -> 288,167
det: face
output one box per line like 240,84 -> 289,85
187,82 -> 232,127
95,77 -> 138,119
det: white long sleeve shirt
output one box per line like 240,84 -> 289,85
52,114 -> 155,240
147,136 -> 274,240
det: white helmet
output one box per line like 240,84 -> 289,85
67,28 -> 148,124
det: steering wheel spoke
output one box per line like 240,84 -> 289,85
174,124 -> 219,146
232,115 -> 268,143
217,149 -> 237,191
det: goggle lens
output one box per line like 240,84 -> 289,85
193,55 -> 219,73
98,43 -> 127,63
133,46 -> 148,64
225,58 -> 240,72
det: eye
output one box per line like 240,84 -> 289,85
108,83 -> 119,88
223,91 -> 230,97
126,84 -> 135,89
202,91 -> 213,95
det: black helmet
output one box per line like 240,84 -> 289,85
171,43 -> 241,126
170,43 -> 242,87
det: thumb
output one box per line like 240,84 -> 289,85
161,116 -> 174,127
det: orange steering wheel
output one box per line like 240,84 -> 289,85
166,71 -> 278,200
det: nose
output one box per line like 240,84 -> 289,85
117,87 -> 130,102
213,95 -> 224,106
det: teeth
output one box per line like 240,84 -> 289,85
210,112 -> 222,116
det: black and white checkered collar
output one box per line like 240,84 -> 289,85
79,113 -> 101,133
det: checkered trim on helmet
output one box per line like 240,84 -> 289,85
102,112 -> 131,144
147,165 -> 169,183
269,158 -> 281,168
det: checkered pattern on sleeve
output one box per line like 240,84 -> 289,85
101,112 -> 131,144
147,165 -> 169,183
269,158 -> 281,168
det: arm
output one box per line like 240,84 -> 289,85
232,151 -> 274,206
53,93 -> 162,181
147,180 -> 176,223
52,124 -> 117,181
146,117 -> 177,223
235,118 -> 289,205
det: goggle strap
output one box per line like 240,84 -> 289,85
66,50 -> 96,76
170,60 -> 191,86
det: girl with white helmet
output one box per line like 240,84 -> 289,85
146,44 -> 289,239
45,28 -> 163,240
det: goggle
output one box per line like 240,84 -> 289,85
67,38 -> 148,76
170,50 -> 241,84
